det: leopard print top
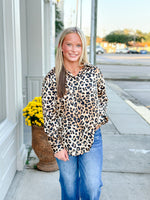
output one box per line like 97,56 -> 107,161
42,64 -> 108,156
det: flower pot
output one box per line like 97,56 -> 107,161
32,125 -> 58,172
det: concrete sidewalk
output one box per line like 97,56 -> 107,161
5,85 -> 150,200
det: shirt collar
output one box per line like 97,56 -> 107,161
65,64 -> 89,78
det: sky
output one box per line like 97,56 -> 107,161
63,0 -> 150,37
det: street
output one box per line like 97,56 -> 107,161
96,53 -> 150,66
99,64 -> 150,80
96,54 -> 150,110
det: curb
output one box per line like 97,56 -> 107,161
105,78 -> 150,81
125,99 -> 150,125
96,62 -> 150,67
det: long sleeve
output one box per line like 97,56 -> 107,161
97,68 -> 108,125
42,74 -> 64,154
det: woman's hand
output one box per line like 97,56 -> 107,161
96,125 -> 101,130
54,149 -> 69,161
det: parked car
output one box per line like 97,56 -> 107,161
87,45 -> 104,54
140,50 -> 147,54
96,45 -> 104,54
128,50 -> 139,54
115,48 -> 129,54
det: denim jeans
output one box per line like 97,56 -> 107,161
56,128 -> 103,200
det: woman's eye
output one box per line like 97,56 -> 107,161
77,44 -> 81,47
67,43 -> 71,46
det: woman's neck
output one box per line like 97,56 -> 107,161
64,61 -> 83,75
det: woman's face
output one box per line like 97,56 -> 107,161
61,33 -> 82,64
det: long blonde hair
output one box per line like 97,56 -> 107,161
55,27 -> 88,98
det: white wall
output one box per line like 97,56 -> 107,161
0,0 -> 26,199
21,0 -> 55,104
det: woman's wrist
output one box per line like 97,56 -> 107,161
96,125 -> 101,130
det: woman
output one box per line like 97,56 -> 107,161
42,27 -> 108,200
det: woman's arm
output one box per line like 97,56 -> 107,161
97,68 -> 108,125
42,74 -> 64,154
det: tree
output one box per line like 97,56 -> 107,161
104,32 -> 131,46
104,30 -> 145,46
145,32 -> 150,42
55,4 -> 63,37
133,30 -> 145,42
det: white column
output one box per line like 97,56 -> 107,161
25,0 -> 55,102
44,0 -> 55,75
25,0 -> 44,102
26,0 -> 45,77
49,0 -> 56,70
13,0 -> 27,171
20,0 -> 28,107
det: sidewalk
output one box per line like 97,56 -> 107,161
5,85 -> 150,200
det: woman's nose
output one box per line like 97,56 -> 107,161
71,45 -> 77,51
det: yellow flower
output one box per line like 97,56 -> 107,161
23,108 -> 27,112
23,96 -> 44,127
28,121 -> 31,126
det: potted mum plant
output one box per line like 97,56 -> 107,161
23,97 -> 58,172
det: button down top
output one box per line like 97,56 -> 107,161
42,64 -> 108,156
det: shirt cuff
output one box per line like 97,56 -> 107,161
100,115 -> 108,125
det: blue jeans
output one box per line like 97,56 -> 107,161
56,128 -> 103,200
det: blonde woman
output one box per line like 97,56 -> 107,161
42,27 -> 108,200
